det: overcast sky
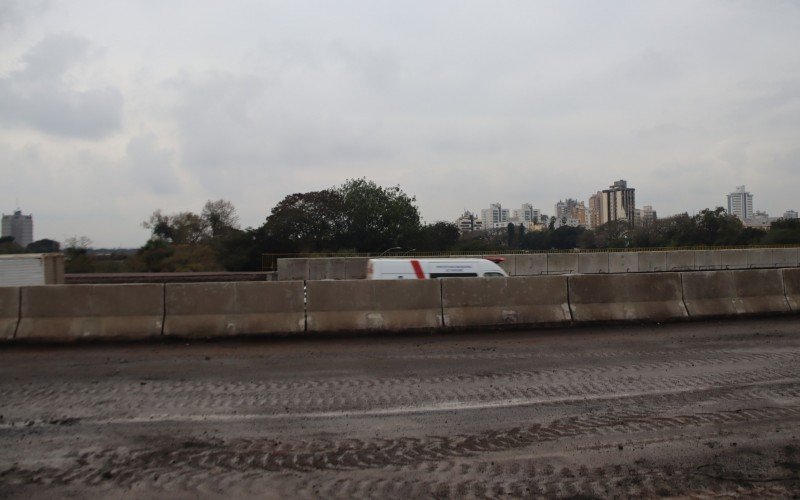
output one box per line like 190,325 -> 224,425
1,0 -> 799,247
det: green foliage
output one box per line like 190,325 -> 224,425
414,222 -> 461,251
25,239 -> 60,253
337,178 -> 421,252
0,236 -> 23,254
264,190 -> 347,252
762,218 -> 800,244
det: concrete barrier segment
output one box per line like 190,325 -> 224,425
783,269 -> 800,312
547,254 -> 579,275
609,252 -> 638,274
578,253 -> 609,274
515,254 -> 548,276
694,250 -> 748,270
164,281 -> 305,338
0,287 -> 20,341
746,249 -> 774,269
637,252 -> 667,272
345,258 -> 369,279
773,248 -> 799,268
681,270 -> 789,318
16,284 -> 164,341
277,259 -> 309,281
306,279 -> 442,332
309,258 -> 347,280
441,276 -> 570,328
568,273 -> 687,322
666,251 -> 695,271
494,255 -> 516,276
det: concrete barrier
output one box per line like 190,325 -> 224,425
441,276 -> 570,327
578,253 -> 609,274
345,258 -> 369,279
309,258 -> 347,280
666,250 -> 695,271
784,269 -> 800,312
695,250 -> 748,270
681,270 -> 789,317
306,279 -> 442,332
515,254 -> 548,276
609,252 -> 638,273
746,249 -> 773,269
638,252 -> 666,272
0,287 -> 19,341
568,273 -> 687,322
164,282 -> 305,338
547,254 -> 578,274
277,259 -> 309,281
495,254 -> 516,276
773,248 -> 799,268
16,284 -> 164,341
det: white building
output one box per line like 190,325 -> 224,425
1,209 -> 34,247
511,203 -> 541,223
783,210 -> 798,219
455,211 -> 483,233
481,203 -> 510,229
726,185 -> 754,220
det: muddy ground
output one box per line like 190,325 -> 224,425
2,317 -> 800,498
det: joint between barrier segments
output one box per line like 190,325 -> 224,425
439,279 -> 445,329
13,286 -> 21,340
565,275 -> 575,322
678,272 -> 690,319
160,284 -> 166,336
303,280 -> 308,333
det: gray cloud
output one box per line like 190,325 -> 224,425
0,34 -> 123,139
125,133 -> 181,195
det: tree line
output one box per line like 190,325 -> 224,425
49,178 -> 800,273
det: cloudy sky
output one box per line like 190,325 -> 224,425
1,0 -> 799,247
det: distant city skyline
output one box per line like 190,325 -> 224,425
2,1 -> 800,247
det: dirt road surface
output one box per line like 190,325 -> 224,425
2,317 -> 800,498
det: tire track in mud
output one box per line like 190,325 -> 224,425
4,405 -> 800,491
2,350 -> 798,423
3,364 -> 798,426
4,348 -> 797,401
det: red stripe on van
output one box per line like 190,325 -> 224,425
410,259 -> 425,279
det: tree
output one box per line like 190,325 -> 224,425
63,236 -> 94,273
413,222 -> 461,251
26,239 -> 61,253
264,190 -> 347,252
142,210 -> 209,244
0,236 -> 23,254
763,218 -> 800,244
202,199 -> 239,237
506,223 -> 515,247
337,178 -> 421,252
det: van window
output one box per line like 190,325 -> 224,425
430,273 -> 479,278
483,272 -> 505,277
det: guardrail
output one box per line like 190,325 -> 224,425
1,268 -> 798,343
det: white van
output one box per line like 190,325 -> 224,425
367,258 -> 508,280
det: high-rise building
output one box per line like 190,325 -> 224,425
455,211 -> 483,233
512,203 -> 540,223
554,199 -> 588,227
726,185 -> 754,220
481,203 -> 510,229
600,180 -> 636,227
635,205 -> 657,225
1,210 -> 34,248
588,192 -> 603,229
